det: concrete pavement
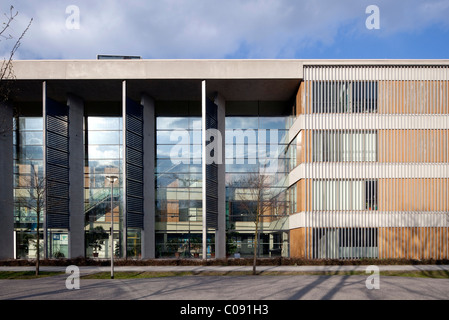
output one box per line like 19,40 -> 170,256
0,265 -> 449,300
0,273 -> 449,300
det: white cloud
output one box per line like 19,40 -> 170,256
2,0 -> 449,60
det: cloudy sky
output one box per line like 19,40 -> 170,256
2,0 -> 449,60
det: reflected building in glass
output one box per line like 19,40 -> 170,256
155,104 -> 204,258
225,113 -> 291,257
13,116 -> 45,259
1,60 -> 448,261
84,116 -> 123,258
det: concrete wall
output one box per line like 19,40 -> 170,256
214,92 -> 226,259
142,94 -> 156,259
68,94 -> 85,258
0,103 -> 14,259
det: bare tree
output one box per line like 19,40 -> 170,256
237,171 -> 276,275
0,5 -> 32,133
15,163 -> 46,276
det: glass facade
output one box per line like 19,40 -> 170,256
9,101 -> 294,260
13,117 -> 46,259
225,115 -> 290,258
84,117 -> 123,258
155,114 -> 204,258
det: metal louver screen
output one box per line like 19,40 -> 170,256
46,98 -> 70,229
125,98 -> 144,229
205,98 -> 218,229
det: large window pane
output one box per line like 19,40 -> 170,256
88,131 -> 121,145
19,117 -> 43,130
259,117 -> 288,130
87,145 -> 121,159
20,131 -> 43,145
88,117 -> 121,130
156,114 -> 203,259
157,117 -> 189,130
226,117 -> 258,129
84,116 -> 123,259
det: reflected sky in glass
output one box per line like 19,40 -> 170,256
18,117 -> 43,131
88,131 -> 121,145
88,117 -> 122,131
88,145 -> 121,159
157,117 -> 201,130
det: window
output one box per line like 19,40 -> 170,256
312,81 -> 378,113
312,130 -> 377,162
312,179 -> 378,211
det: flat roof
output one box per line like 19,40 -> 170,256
8,59 -> 449,102
10,59 -> 449,81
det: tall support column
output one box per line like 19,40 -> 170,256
67,94 -> 85,258
214,92 -> 226,259
42,81 -> 48,258
141,93 -> 155,259
202,80 -> 207,259
202,81 -> 221,259
0,103 -> 14,259
121,80 -> 127,258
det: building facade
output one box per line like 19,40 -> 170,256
0,60 -> 448,260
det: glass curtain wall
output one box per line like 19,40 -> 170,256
225,115 -> 290,258
13,117 -> 45,259
84,117 -> 123,258
155,107 -> 204,258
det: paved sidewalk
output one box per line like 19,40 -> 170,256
1,269 -> 449,300
1,264 -> 449,274
1,265 -> 449,300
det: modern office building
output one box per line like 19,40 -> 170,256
0,59 -> 448,260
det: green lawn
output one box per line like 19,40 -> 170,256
0,271 -> 64,279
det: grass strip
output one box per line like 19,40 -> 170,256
0,271 -> 64,279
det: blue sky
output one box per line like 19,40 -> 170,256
2,0 -> 449,60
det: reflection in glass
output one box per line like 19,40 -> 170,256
20,131 -> 43,145
156,116 -> 203,258
225,114 -> 290,258
88,117 -> 121,130
84,116 -> 124,259
88,145 -> 121,159
19,117 -> 43,130
88,131 -> 121,145
13,117 -> 46,259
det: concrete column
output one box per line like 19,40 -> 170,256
67,94 -> 85,258
202,81 -> 207,259
141,94 -> 155,259
121,81 -> 127,258
214,92 -> 226,259
0,103 -> 14,259
42,82 -> 48,258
